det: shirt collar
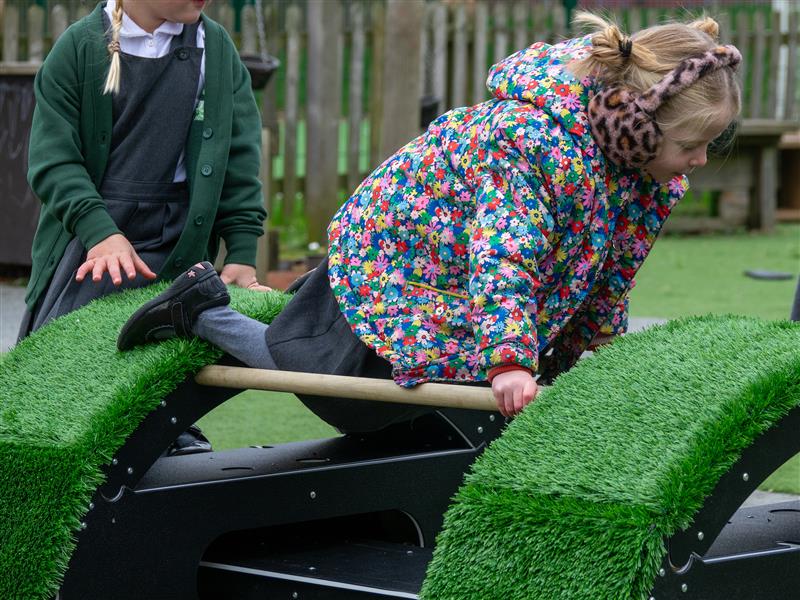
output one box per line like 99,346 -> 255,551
104,0 -> 184,38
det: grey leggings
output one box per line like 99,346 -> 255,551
194,306 -> 277,369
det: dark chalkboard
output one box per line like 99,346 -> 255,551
0,75 -> 39,266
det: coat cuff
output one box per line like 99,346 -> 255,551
72,207 -> 121,250
487,364 -> 532,382
222,232 -> 259,267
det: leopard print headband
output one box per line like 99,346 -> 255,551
587,44 -> 742,170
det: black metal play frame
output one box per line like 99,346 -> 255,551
58,358 -> 799,600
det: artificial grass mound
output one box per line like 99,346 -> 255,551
0,284 -> 289,600
420,315 -> 800,600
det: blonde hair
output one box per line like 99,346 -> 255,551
571,11 -> 741,145
103,0 -> 124,95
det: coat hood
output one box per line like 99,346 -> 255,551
486,35 -> 598,142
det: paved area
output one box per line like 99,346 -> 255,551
0,283 -> 26,352
742,490 -> 799,507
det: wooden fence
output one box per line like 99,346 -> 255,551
1,0 -> 798,245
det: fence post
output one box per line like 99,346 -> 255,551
419,4 -> 428,104
240,4 -> 257,55
431,3 -> 447,112
376,0 -> 424,163
282,2 -> 302,220
493,1 -> 509,63
306,0 -> 343,246
368,1 -> 385,168
259,2 -> 280,189
217,3 -> 234,34
3,3 -> 19,62
767,11 -> 780,120
754,147 -> 778,232
256,127 -> 272,281
347,1 -> 366,192
451,3 -> 467,109
735,11 -> 749,117
512,1 -> 529,54
51,4 -> 69,43
473,1 -> 489,104
750,10 -> 765,119
531,1 -> 547,43
75,3 -> 90,19
786,11 -> 798,121
27,5 -> 45,63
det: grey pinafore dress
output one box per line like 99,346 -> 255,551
265,259 -> 431,433
21,19 -> 203,335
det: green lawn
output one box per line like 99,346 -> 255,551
197,389 -> 337,446
199,224 -> 800,493
629,224 -> 799,321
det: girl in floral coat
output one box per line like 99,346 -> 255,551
119,13 -> 742,428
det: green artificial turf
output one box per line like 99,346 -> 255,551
421,315 -> 800,600
0,285 -> 289,600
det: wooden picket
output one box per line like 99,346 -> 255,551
431,3 -> 447,112
376,0 -> 424,163
240,4 -> 257,56
473,2 -> 489,104
50,4 -> 67,41
346,1 -> 365,193
451,3 -> 467,109
751,10 -> 764,119
513,2 -> 529,56
493,2 -> 509,65
27,4 -> 43,62
305,0 -> 342,245
3,3 -> 17,62
368,0 -> 385,169
735,11 -> 749,114
787,11 -> 798,122
767,11 -> 780,120
282,2 -> 301,218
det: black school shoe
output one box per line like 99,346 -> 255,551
117,261 -> 230,351
167,424 -> 213,456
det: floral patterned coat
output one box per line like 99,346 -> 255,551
327,35 -> 687,387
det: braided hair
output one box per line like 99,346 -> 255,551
102,0 -> 124,95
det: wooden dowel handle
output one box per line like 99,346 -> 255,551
195,366 -> 499,412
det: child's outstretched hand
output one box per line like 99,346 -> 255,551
220,263 -> 273,292
76,233 -> 157,286
491,369 -> 539,417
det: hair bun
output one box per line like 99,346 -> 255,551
600,23 -> 626,51
689,17 -> 720,41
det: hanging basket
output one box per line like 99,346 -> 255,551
240,53 -> 281,90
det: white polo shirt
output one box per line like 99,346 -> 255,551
103,0 -> 206,182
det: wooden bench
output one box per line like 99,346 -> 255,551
779,128 -> 800,222
669,119 -> 800,233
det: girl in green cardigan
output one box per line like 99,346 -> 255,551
21,0 -> 268,339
